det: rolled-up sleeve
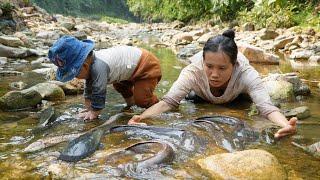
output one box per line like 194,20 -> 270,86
162,68 -> 193,108
244,68 -> 280,117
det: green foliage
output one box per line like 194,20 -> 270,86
210,0 -> 254,21
0,2 -> 15,16
127,0 -> 253,22
238,0 -> 297,29
31,0 -> 137,22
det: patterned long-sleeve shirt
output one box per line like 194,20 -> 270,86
162,51 -> 279,117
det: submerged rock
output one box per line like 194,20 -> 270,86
0,89 -> 42,111
284,106 -> 310,120
292,141 -> 320,159
197,149 -> 286,179
29,82 -> 65,101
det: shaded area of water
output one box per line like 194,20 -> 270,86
0,46 -> 320,179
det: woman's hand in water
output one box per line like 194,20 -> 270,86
128,115 -> 147,126
274,117 -> 297,138
78,110 -> 101,121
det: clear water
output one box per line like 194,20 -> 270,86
0,46 -> 319,179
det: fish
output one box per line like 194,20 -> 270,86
292,141 -> 320,159
109,124 -> 206,156
57,113 -> 124,162
192,120 -> 240,152
196,115 -> 241,126
23,133 -> 84,152
105,141 -> 174,172
32,106 -> 57,134
24,113 -> 124,153
58,129 -> 104,162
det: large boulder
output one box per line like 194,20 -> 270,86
273,36 -> 294,50
197,149 -> 286,179
284,106 -> 310,120
177,44 -> 201,60
36,31 -> 60,40
197,32 -> 215,44
259,29 -> 279,40
172,32 -> 193,45
242,22 -> 255,31
238,43 -> 280,64
289,49 -> 314,61
264,80 -> 294,101
0,89 -> 42,111
29,82 -> 65,101
0,35 -> 24,47
0,44 -> 39,58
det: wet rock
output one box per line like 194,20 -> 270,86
0,57 -> 8,64
0,44 -> 40,58
14,32 -> 32,47
284,106 -> 310,120
36,31 -> 60,40
0,70 -> 24,76
189,29 -> 207,37
49,80 -> 82,95
0,35 -> 24,47
32,68 -> 53,75
263,80 -> 294,101
197,32 -> 215,44
292,141 -> 320,159
120,38 -> 133,46
173,32 -> 193,45
9,81 -> 27,90
29,82 -> 65,101
0,89 -> 42,111
177,44 -> 201,60
197,149 -> 286,179
238,43 -> 280,64
72,31 -> 87,40
48,163 -> 75,179
259,29 -> 279,40
289,49 -> 314,60
0,8 -> 2,16
60,21 -> 75,31
281,73 -> 311,96
172,20 -> 185,29
308,55 -> 320,65
273,36 -> 294,50
242,22 -> 254,31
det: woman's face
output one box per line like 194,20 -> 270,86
203,51 -> 234,88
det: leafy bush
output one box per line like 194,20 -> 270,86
238,0 -> 297,29
0,2 -> 15,16
127,0 -> 253,22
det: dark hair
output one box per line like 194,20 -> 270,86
203,29 -> 238,65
